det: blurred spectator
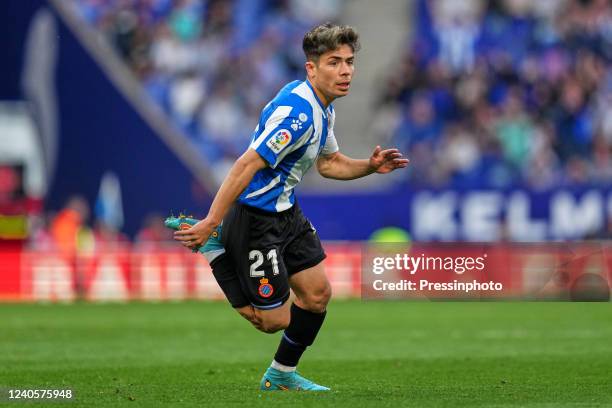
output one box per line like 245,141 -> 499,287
433,0 -> 483,73
553,78 -> 593,161
198,81 -> 248,152
92,219 -> 130,251
494,88 -> 534,169
50,196 -> 93,256
393,91 -> 443,152
136,213 -> 173,246
28,214 -> 54,251
437,123 -> 481,186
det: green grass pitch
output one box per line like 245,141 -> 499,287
1,300 -> 611,407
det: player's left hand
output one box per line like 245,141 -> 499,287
173,218 -> 215,250
369,146 -> 409,174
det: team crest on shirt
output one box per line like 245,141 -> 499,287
266,129 -> 292,153
258,278 -> 274,298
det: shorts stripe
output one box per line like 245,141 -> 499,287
251,301 -> 284,310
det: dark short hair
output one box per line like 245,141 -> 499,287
302,22 -> 360,62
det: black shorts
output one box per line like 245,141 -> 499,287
211,202 -> 326,310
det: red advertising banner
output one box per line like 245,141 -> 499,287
1,242 -> 610,302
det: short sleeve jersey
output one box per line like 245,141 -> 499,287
238,80 -> 339,212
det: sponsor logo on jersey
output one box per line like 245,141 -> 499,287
290,119 -> 300,131
266,129 -> 292,153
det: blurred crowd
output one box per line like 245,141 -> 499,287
71,0 -> 612,190
377,0 -> 612,189
71,0 -> 342,182
29,195 -> 173,254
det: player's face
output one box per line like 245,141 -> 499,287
306,44 -> 355,106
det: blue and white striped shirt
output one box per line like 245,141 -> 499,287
238,80 -> 339,212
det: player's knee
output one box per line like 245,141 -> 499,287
255,313 -> 290,334
236,306 -> 260,326
242,312 -> 267,332
301,283 -> 331,313
259,322 -> 283,333
236,307 -> 251,318
251,316 -> 265,332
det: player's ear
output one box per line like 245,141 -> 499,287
305,60 -> 316,79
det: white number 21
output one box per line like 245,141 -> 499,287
249,249 -> 280,277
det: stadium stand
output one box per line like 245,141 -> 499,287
70,0 -> 343,177
375,0 -> 612,189
72,0 -> 612,190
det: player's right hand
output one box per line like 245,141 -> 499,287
173,218 -> 215,250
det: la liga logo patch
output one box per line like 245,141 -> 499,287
266,129 -> 292,153
258,278 -> 274,298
